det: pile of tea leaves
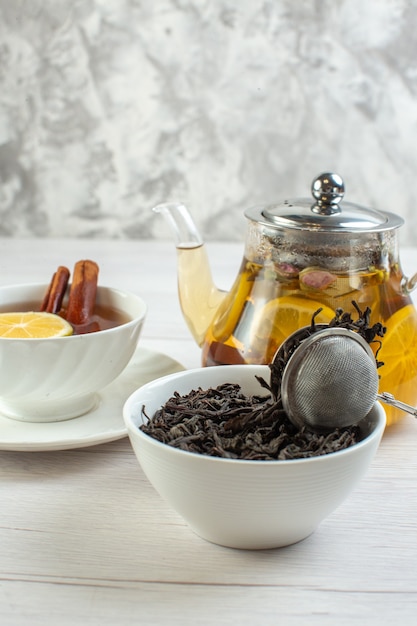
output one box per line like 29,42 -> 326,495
140,303 -> 384,461
140,382 -> 360,460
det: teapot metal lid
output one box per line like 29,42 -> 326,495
245,172 -> 403,233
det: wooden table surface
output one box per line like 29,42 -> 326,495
1,238 -> 417,625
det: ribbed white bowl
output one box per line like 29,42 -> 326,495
124,365 -> 385,550
0,283 -> 146,421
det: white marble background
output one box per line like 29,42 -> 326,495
1,0 -> 417,244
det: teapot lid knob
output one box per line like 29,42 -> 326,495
311,172 -> 344,215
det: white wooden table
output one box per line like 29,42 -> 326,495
1,238 -> 417,625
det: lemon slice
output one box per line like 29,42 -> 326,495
376,304 -> 417,425
377,304 -> 417,377
0,312 -> 74,338
254,295 -> 335,356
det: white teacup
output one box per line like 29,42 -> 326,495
0,283 -> 147,422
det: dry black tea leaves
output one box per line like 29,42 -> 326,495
140,383 -> 361,461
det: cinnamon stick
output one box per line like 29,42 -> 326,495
65,260 -> 99,326
40,266 -> 70,314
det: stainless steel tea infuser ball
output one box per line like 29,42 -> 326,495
275,327 -> 417,431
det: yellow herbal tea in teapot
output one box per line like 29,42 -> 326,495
198,255 -> 417,426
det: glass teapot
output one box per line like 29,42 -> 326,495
154,172 -> 417,426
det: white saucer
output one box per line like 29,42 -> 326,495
0,347 -> 184,452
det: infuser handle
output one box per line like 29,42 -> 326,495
378,392 -> 417,418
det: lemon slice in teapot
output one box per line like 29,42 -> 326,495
375,304 -> 417,425
254,295 -> 335,352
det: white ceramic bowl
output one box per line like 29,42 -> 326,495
123,365 -> 386,550
0,283 -> 146,422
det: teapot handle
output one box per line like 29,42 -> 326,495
402,271 -> 417,294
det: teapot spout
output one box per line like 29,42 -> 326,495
153,203 -> 226,346
153,202 -> 203,248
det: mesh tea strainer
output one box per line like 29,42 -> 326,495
275,326 -> 417,431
